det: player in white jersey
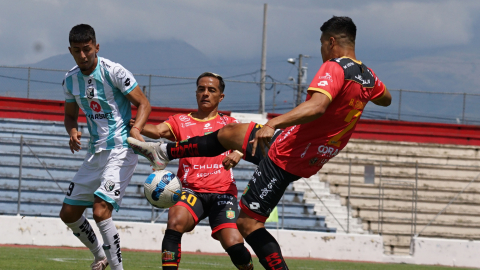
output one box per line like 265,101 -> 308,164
59,24 -> 151,270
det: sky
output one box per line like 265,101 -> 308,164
2,0 -> 480,121
2,0 -> 479,65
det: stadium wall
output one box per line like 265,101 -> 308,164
2,96 -> 480,145
2,216 -> 479,268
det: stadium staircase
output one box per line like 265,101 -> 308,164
310,138 -> 480,255
0,117 -> 336,233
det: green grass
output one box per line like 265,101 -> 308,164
0,246 -> 472,270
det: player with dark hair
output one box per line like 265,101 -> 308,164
129,16 -> 391,269
60,24 -> 151,270
131,72 -> 253,270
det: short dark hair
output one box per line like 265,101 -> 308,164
320,16 -> 356,45
69,24 -> 96,44
196,72 -> 225,93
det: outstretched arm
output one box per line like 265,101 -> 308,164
129,119 -> 175,141
251,91 -> 330,156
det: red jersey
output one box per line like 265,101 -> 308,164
269,57 -> 386,178
165,113 -> 239,195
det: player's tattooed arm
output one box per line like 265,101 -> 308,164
64,102 -> 82,153
126,86 -> 152,142
129,119 -> 174,141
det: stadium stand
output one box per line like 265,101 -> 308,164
299,134 -> 480,254
0,96 -> 336,233
4,96 -> 480,256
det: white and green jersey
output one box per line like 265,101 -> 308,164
63,57 -> 138,154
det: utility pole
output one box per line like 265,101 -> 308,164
295,54 -> 303,107
259,3 -> 267,114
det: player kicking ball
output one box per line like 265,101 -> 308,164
130,72 -> 254,270
59,24 -> 151,270
129,16 -> 392,269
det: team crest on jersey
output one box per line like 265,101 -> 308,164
113,66 -> 126,79
86,86 -> 95,99
162,250 -> 175,261
226,209 -> 235,219
104,180 -> 115,191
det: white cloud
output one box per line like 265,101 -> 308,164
0,0 -> 479,65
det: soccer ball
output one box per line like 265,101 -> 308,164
144,170 -> 182,208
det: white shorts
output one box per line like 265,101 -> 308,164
63,147 -> 138,211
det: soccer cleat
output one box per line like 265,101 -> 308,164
90,257 -> 108,270
127,137 -> 169,170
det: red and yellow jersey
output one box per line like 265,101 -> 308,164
165,113 -> 239,195
269,57 -> 386,178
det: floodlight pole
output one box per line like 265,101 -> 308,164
295,54 -> 304,107
259,3 -> 267,114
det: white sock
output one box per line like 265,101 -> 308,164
159,143 -> 170,160
65,216 -> 105,261
97,217 -> 123,270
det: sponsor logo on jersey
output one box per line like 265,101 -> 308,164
179,115 -> 190,122
218,200 -> 234,206
185,122 -> 196,127
204,132 -> 213,135
343,62 -> 354,69
204,123 -> 211,129
80,219 -> 97,244
300,143 -> 311,158
90,101 -> 101,112
162,250 -> 175,261
88,78 -> 92,84
86,86 -> 95,99
124,78 -> 131,87
249,202 -> 260,210
101,60 -> 111,69
86,112 -> 114,120
317,145 -> 339,158
113,233 -> 122,263
104,180 -> 115,191
193,164 -> 223,169
260,178 -> 277,199
226,209 -> 235,219
355,74 -> 370,85
319,73 -> 333,81
317,81 -> 328,87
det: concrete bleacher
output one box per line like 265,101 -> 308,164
304,138 -> 480,254
0,117 -> 335,232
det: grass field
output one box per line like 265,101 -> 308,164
0,245 -> 472,270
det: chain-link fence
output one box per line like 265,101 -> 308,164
1,65 -> 480,124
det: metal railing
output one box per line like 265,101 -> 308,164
308,156 -> 480,255
1,65 -> 480,124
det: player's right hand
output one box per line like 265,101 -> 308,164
69,131 -> 82,153
250,124 -> 274,157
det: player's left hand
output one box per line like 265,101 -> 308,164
250,123 -> 275,157
130,127 -> 145,142
223,150 -> 244,170
129,118 -> 136,126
